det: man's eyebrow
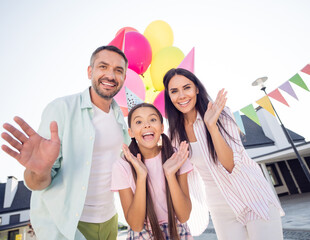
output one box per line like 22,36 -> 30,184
97,61 -> 108,65
115,66 -> 125,71
97,61 -> 124,71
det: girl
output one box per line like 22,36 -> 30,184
163,68 -> 285,240
111,103 -> 193,240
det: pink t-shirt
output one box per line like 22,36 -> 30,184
111,151 -> 193,224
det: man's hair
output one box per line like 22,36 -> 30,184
90,45 -> 128,68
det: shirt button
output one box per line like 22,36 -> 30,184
90,136 -> 93,140
76,213 -> 79,217
86,161 -> 89,165
82,186 -> 85,190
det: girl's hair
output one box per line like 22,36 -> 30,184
163,68 -> 236,162
127,103 -> 179,240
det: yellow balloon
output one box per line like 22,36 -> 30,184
140,66 -> 154,91
150,46 -> 184,91
145,88 -> 160,104
144,20 -> 174,58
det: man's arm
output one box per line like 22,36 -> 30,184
1,117 -> 60,190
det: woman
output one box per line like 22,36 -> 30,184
163,68 -> 284,240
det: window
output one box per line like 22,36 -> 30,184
267,165 -> 282,187
8,229 -> 19,240
0,216 -> 2,225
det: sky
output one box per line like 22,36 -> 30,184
1,0 -> 310,184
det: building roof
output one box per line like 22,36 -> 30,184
240,115 -> 305,149
0,181 -> 31,214
0,221 -> 30,231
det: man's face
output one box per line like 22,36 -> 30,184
88,50 -> 126,100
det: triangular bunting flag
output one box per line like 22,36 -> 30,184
125,87 -> 144,111
178,47 -> 195,73
289,73 -> 309,91
256,96 -> 275,116
240,104 -> 260,126
108,29 -> 125,51
279,81 -> 298,100
268,89 -> 289,107
301,64 -> 310,75
233,111 -> 246,134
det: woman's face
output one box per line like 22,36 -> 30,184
167,74 -> 198,115
128,107 -> 164,151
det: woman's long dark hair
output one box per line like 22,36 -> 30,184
163,68 -> 236,162
127,103 -> 179,240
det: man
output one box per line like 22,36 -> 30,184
1,45 -> 131,240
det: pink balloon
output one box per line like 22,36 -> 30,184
153,90 -> 165,118
114,68 -> 146,107
124,32 -> 152,75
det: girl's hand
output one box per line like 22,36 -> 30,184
163,141 -> 189,178
204,88 -> 227,131
122,144 -> 148,179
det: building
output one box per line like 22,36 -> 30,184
241,107 -> 310,196
0,176 -> 35,240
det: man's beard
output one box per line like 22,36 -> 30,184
92,78 -> 123,100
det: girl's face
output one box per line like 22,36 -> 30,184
129,107 -> 164,151
167,74 -> 198,115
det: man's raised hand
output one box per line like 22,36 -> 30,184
1,116 -> 60,176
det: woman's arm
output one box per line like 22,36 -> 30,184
208,126 -> 234,172
204,89 -> 234,173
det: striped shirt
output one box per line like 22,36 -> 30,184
177,108 -> 284,234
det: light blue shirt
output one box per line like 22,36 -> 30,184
28,88 -> 130,240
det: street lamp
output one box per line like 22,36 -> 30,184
252,76 -> 310,182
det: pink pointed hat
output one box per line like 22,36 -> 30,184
108,29 -> 125,51
177,47 -> 195,73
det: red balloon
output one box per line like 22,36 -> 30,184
124,32 -> 152,75
116,27 -> 138,36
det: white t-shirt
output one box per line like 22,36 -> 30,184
190,141 -> 228,210
80,104 -> 123,223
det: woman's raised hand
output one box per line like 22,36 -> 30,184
204,88 -> 227,130
122,144 -> 148,179
1,117 -> 60,176
163,141 -> 189,178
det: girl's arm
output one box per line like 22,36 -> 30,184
119,178 -> 146,231
120,144 -> 148,232
163,141 -> 192,223
204,89 -> 234,173
166,173 -> 191,223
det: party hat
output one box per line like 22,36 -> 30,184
178,47 -> 195,73
108,29 -> 125,51
125,87 -> 144,111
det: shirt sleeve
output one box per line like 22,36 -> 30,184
111,158 -> 133,192
217,106 -> 246,175
38,99 -> 65,180
24,99 -> 65,191
179,158 -> 194,175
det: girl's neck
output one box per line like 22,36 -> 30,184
184,108 -> 197,125
140,145 -> 161,159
